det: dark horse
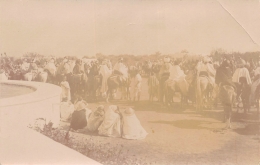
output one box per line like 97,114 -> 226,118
106,73 -> 130,102
87,64 -> 102,101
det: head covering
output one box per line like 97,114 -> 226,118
75,100 -> 88,111
123,108 -> 135,116
109,105 -> 118,112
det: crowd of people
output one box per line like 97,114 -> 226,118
1,54 -> 260,129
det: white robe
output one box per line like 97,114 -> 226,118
99,64 -> 112,95
169,65 -> 185,81
45,62 -> 57,76
98,107 -> 121,137
87,109 -> 105,132
0,73 -> 8,80
130,73 -> 142,98
60,102 -> 74,122
232,67 -> 252,84
113,62 -> 128,78
60,81 -> 71,101
122,113 -> 147,140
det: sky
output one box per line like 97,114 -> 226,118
0,0 -> 260,57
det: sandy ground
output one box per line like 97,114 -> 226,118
58,78 -> 260,165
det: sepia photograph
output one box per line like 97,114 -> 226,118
0,0 -> 260,165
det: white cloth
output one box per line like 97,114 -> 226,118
44,62 -> 57,76
122,112 -> 147,140
0,72 -> 8,80
169,65 -> 186,80
130,73 -> 142,98
99,64 -> 112,95
232,67 -> 252,84
60,81 -> 71,101
21,62 -> 30,71
87,109 -> 105,132
98,105 -> 121,137
196,61 -> 216,85
253,67 -> 260,77
60,102 -> 74,122
113,62 -> 128,78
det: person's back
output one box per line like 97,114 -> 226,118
60,99 -> 74,122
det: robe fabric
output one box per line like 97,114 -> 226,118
0,72 -> 8,80
121,113 -> 147,140
44,62 -> 57,76
113,62 -> 128,78
98,106 -> 121,137
60,81 -> 71,101
130,73 -> 142,98
87,108 -> 105,132
169,65 -> 186,81
99,64 -> 112,95
60,102 -> 74,122
196,61 -> 216,85
232,67 -> 252,85
147,75 -> 159,96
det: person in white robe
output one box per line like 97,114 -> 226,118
44,58 -> 57,77
60,76 -> 71,101
250,65 -> 260,104
87,105 -> 105,132
0,69 -> 8,80
169,61 -> 186,81
113,58 -> 128,80
130,70 -> 142,101
121,108 -> 147,140
60,98 -> 74,122
232,58 -> 252,85
98,105 -> 121,138
99,60 -> 112,96
196,56 -> 216,86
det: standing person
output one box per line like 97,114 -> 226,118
0,69 -> 8,80
73,59 -> 84,74
148,72 -> 159,101
60,75 -> 71,101
131,70 -> 142,101
99,60 -> 112,97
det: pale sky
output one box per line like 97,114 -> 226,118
0,0 -> 260,57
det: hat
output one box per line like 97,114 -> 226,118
123,108 -> 135,116
75,100 -> 88,111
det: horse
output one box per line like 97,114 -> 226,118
106,74 -> 130,102
219,84 -> 236,129
86,63 -> 102,101
164,70 -> 194,109
195,72 -> 214,110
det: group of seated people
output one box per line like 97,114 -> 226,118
60,96 -> 147,140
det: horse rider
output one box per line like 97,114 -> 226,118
196,56 -> 216,88
232,58 -> 252,85
113,58 -> 128,81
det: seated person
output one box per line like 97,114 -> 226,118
98,105 -> 121,138
70,98 -> 92,130
60,97 -> 74,122
121,108 -> 148,140
87,105 -> 105,132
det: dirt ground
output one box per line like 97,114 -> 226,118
59,78 -> 260,165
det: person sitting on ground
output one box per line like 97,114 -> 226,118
121,108 -> 148,140
98,105 -> 121,138
60,75 -> 71,101
70,97 -> 92,131
87,105 -> 105,132
60,97 -> 74,122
